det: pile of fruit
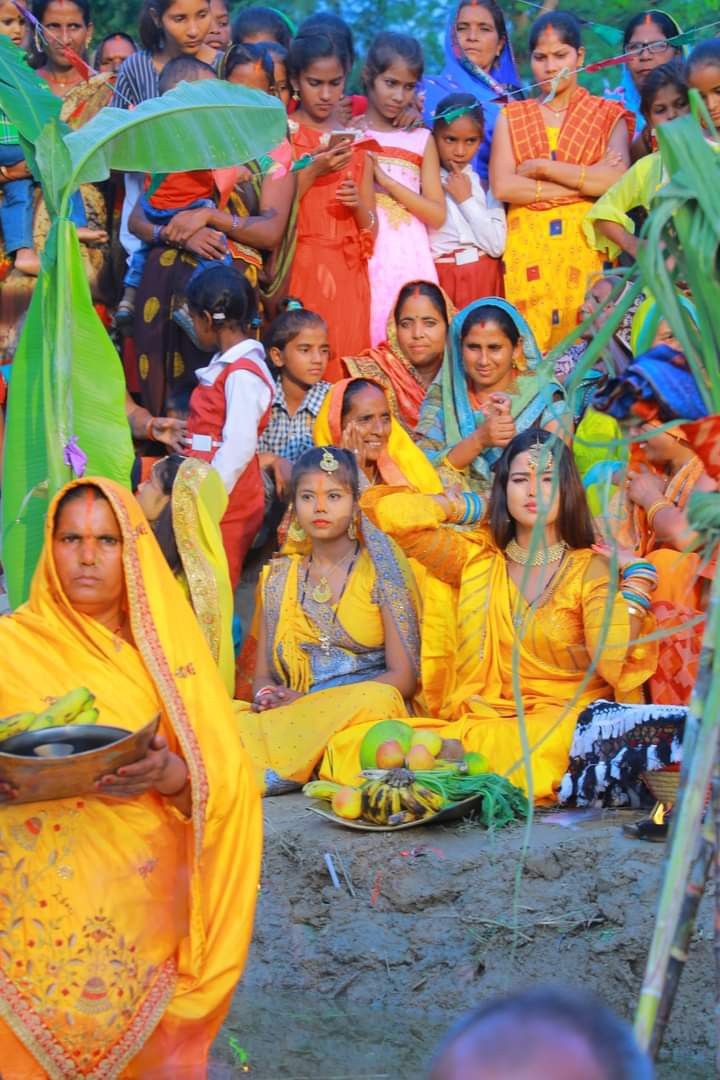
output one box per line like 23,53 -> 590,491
304,720 -> 528,828
0,688 -> 98,741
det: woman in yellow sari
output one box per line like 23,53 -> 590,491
234,446 -> 420,795
314,376 -> 444,494
0,479 -> 261,1077
324,430 -> 657,801
137,455 -> 235,694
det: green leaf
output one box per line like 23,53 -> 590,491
0,35 -> 63,178
2,222 -> 134,608
61,80 -> 288,203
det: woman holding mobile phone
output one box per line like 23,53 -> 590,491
287,30 -> 377,379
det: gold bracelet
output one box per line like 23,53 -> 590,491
440,455 -> 464,476
646,498 -> 673,530
627,605 -> 644,618
577,164 -> 587,192
535,179 -> 543,201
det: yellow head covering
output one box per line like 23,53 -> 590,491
313,378 -> 442,494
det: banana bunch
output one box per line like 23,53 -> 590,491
361,767 -> 445,826
0,688 -> 98,742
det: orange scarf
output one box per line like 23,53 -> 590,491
506,87 -> 633,210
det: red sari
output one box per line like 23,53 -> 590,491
289,124 -> 373,381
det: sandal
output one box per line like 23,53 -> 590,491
622,802 -> 670,843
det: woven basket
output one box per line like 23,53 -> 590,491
641,768 -> 681,804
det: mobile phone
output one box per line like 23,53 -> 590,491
328,130 -> 357,150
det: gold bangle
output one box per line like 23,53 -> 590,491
535,179 -> 543,201
646,498 -> 673,530
577,164 -> 587,192
627,605 -> 644,618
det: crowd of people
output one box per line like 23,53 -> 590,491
0,0 -> 718,1072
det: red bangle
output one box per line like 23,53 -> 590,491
254,685 -> 276,702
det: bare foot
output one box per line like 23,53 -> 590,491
13,248 -> 40,276
76,227 -> 109,245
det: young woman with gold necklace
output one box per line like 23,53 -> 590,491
328,428 -> 658,801
234,446 -> 421,795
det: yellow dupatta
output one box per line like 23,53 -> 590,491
313,378 -> 443,494
171,459 -> 235,695
0,479 -> 261,1077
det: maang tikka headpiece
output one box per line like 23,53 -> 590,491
319,447 -> 339,474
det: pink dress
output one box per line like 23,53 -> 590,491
366,127 -> 439,346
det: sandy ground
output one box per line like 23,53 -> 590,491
210,795 -> 714,1080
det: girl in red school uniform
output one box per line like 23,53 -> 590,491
186,264 -> 274,589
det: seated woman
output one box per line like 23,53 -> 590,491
0,478 -> 260,1075
324,430 -> 658,801
416,298 -> 567,496
342,280 -> 453,430
314,377 -> 445,495
234,446 -> 420,795
137,454 -> 236,694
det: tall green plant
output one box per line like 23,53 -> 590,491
0,50 -> 287,606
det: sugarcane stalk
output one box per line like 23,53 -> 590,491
647,774 -> 715,1057
635,579 -> 720,1051
714,758 -> 720,1076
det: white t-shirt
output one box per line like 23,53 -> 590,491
430,165 -> 507,260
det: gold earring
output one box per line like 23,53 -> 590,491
288,517 -> 306,542
347,517 -> 357,541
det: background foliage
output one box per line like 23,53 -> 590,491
92,0 -> 720,91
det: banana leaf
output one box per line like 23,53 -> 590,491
2,77 -> 288,608
0,34 -> 63,177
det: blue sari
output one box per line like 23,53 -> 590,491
416,297 -> 566,493
422,1 -> 520,180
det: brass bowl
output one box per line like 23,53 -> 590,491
0,717 -> 159,805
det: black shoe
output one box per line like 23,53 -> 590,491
623,802 -> 670,842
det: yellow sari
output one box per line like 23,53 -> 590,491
235,516 -> 421,794
323,491 -> 658,801
172,459 -> 235,695
0,479 -> 261,1078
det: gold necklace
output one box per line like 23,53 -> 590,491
506,538 -> 567,566
307,546 -> 357,604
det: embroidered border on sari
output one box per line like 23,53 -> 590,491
171,461 -> 222,667
0,959 -> 176,1080
361,514 -> 421,676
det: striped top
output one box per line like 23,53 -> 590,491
111,50 -> 159,108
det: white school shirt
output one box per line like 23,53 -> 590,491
194,339 -> 273,493
430,165 -> 507,260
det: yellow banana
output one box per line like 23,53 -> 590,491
35,687 -> 95,728
413,784 -> 445,813
303,780 -> 343,801
69,707 -> 100,726
0,712 -> 39,742
398,786 -> 433,820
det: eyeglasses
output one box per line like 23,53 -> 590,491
625,39 -> 672,57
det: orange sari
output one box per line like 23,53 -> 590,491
0,479 -> 261,1077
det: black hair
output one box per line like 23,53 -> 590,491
186,264 -> 258,329
364,31 -> 424,86
231,5 -> 292,50
93,31 -> 136,69
394,281 -> 449,326
54,483 -> 109,528
288,28 -> 352,80
460,303 -> 519,346
529,11 -> 582,53
339,378 -> 387,424
623,10 -> 680,50
488,429 -> 595,550
139,0 -> 209,52
429,988 -> 654,1080
299,12 -> 354,67
34,0 -> 91,24
687,38 -> 720,77
640,60 -> 688,117
263,40 -> 288,64
158,55 -> 215,94
149,454 -> 184,576
433,91 -> 484,132
455,0 -> 507,45
265,301 -> 327,352
290,447 -> 360,503
219,41 -> 274,86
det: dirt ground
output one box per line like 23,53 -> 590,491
210,795 -> 714,1080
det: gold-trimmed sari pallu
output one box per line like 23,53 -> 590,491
322,490 -> 658,801
234,513 -> 421,794
0,479 -> 261,1078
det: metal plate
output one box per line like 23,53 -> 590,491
0,717 -> 160,805
0,724 -> 131,757
307,793 -> 484,831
